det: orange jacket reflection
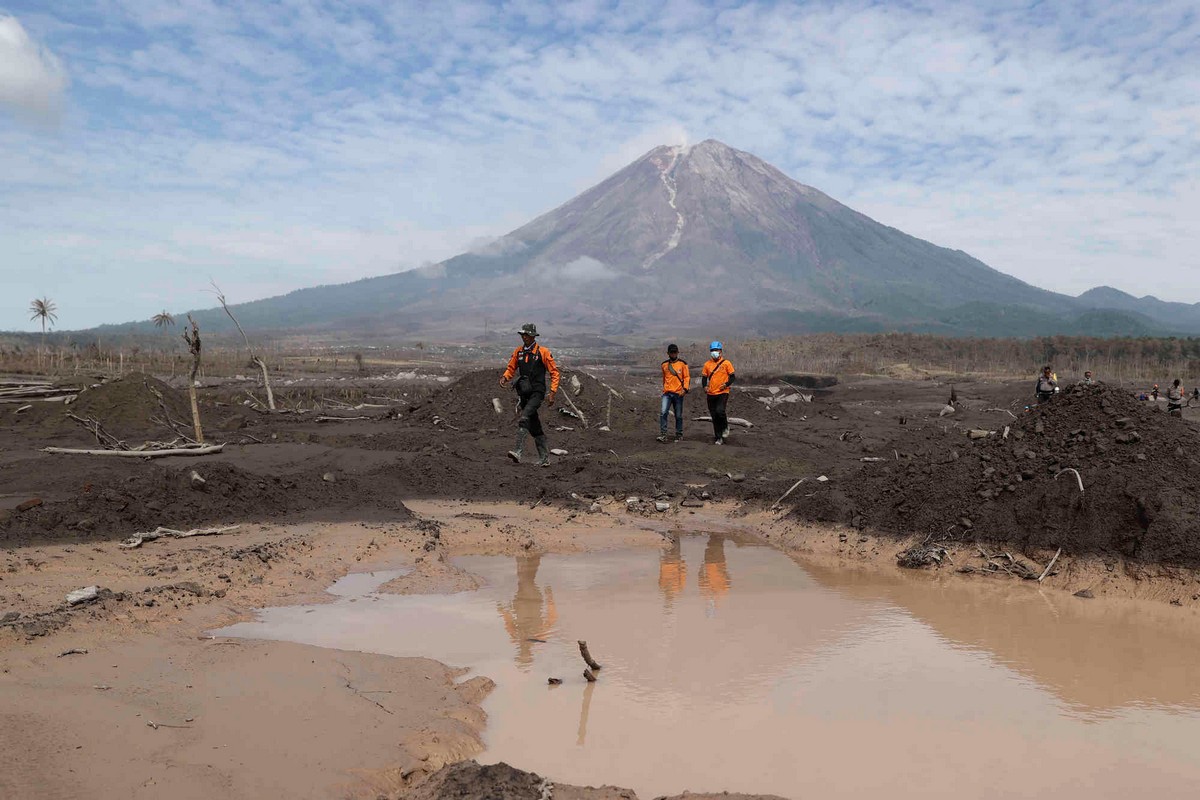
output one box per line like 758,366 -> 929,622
698,535 -> 731,601
497,555 -> 557,668
658,539 -> 687,607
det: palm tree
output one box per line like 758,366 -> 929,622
28,297 -> 58,370
152,310 -> 175,329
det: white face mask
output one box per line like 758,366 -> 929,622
711,350 -> 722,359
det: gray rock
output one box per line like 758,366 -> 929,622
1073,589 -> 1095,599
654,501 -> 670,512
66,586 -> 100,606
322,472 -> 336,482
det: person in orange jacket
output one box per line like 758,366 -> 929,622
499,323 -> 559,466
657,343 -> 690,442
701,341 -> 735,444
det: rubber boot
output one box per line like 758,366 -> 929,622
508,429 -> 528,463
535,435 -> 550,467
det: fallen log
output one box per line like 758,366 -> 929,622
43,443 -> 226,457
120,524 -> 241,549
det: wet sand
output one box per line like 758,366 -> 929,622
4,501 -> 1200,799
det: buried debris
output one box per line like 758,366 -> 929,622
694,415 -> 754,428
42,443 -> 226,458
120,524 -> 241,549
896,544 -> 950,569
58,648 -> 88,657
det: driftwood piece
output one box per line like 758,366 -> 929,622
1054,468 -> 1085,493
43,444 -> 226,458
560,392 -> 588,428
581,371 -> 623,399
120,524 -> 241,549
771,478 -> 806,510
578,640 -> 601,671
66,412 -> 128,450
583,668 -> 597,682
1037,547 -> 1063,582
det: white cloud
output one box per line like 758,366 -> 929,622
0,15 -> 68,121
553,256 -> 618,282
1,1 -> 1198,328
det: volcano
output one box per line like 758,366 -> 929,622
120,139 -> 1193,338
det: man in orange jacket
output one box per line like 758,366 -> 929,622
499,323 -> 559,466
701,340 -> 735,444
657,343 -> 690,442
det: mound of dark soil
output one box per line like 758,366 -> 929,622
36,373 -> 195,445
0,461 -> 411,545
795,383 -> 1200,566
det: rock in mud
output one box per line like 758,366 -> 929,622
1074,589 -> 1095,599
15,498 -> 43,513
66,586 -> 101,606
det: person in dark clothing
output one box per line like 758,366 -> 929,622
499,323 -> 560,466
1035,365 -> 1057,403
701,341 -> 736,444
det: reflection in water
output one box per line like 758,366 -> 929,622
216,535 -> 1200,800
657,536 -> 687,609
496,555 -> 557,668
698,534 -> 731,613
577,681 -> 596,746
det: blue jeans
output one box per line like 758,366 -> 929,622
660,392 -> 684,435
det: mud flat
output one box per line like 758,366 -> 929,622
6,500 -> 1200,799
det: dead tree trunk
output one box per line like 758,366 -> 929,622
211,281 -> 275,410
182,315 -> 204,443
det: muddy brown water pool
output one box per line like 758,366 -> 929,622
218,535 -> 1200,799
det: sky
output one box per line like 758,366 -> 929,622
1,0 -> 1198,331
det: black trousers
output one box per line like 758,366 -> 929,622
706,393 -> 728,439
517,391 -> 545,438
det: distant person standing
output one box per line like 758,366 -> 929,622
499,323 -> 559,466
1167,379 -> 1184,416
1081,370 -> 1095,385
701,341 -> 736,444
1035,365 -> 1057,403
657,344 -> 690,442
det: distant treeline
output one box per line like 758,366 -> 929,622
725,333 -> 1200,383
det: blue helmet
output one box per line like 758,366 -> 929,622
710,341 -> 723,350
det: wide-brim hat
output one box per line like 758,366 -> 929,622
517,323 -> 539,337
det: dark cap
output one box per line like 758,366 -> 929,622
667,343 -> 679,353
